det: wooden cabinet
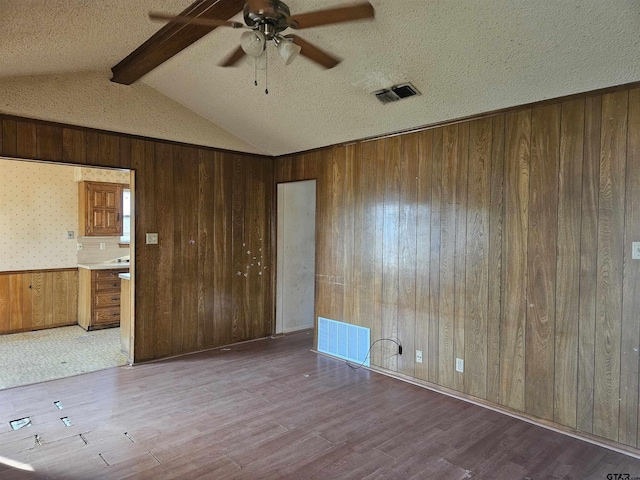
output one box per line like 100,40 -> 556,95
78,268 -> 127,330
78,181 -> 124,236
0,269 -> 78,334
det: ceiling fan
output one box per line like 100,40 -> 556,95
149,0 -> 375,70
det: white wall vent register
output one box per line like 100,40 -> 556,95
317,317 -> 370,366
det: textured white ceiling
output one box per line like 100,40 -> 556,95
2,0 -> 640,156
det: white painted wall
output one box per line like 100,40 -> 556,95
276,180 -> 316,334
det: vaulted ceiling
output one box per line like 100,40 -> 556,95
1,0 -> 640,156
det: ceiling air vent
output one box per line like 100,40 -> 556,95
374,83 -> 421,104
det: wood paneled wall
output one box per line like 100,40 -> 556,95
0,116 -> 273,360
0,269 -> 78,334
275,87 -> 640,450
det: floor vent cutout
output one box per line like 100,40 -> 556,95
317,317 -> 370,366
10,417 -> 32,430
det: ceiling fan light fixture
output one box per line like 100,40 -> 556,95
277,39 -> 302,65
244,51 -> 268,70
240,30 -> 266,57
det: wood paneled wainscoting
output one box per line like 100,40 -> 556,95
0,116 -> 274,361
276,86 -> 640,454
0,268 -> 78,334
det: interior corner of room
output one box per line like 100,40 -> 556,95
0,159 -> 134,390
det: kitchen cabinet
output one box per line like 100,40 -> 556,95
0,269 -> 78,334
78,181 -> 124,236
78,267 -> 127,330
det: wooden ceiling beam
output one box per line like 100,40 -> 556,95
110,0 -> 245,85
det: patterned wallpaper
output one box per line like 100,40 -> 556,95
0,158 -> 78,271
74,167 -> 130,184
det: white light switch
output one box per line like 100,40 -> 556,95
99,242 -> 106,251
633,242 -> 640,260
146,233 -> 159,245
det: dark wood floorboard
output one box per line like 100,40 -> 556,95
0,329 -> 639,479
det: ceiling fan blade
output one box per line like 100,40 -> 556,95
286,35 -> 341,69
149,12 -> 245,28
287,2 -> 374,29
219,45 -> 246,67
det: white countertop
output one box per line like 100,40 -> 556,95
77,263 -> 130,271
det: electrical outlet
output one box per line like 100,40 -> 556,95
99,242 -> 106,251
456,358 -> 464,373
633,242 -> 640,260
416,350 -> 423,364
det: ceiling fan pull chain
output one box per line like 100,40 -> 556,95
254,59 -> 258,87
265,48 -> 269,94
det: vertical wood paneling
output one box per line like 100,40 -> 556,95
213,152 -> 234,346
487,115 -> 505,404
439,125 -> 458,388
173,147 -> 199,353
52,271 -> 67,325
198,151 -> 213,348
30,273 -> 45,328
231,155 -> 247,341
465,118 -> 492,398
244,155 -> 268,338
261,157 -> 274,338
415,130 -> 432,381
620,89 -> 640,447
398,133 -> 418,376
86,132 -> 99,166
500,110 -> 530,411
352,143 -> 367,330
593,91 -> 627,441
97,133 -> 121,167
554,99 -> 584,428
428,128 -> 443,384
2,119 -> 17,157
36,125 -> 63,161
17,121 -> 37,159
525,105 -> 559,421
314,146 -> 332,329
373,140 -> 386,367
154,143 -> 175,358
330,147 -> 346,322
454,123 -> 469,393
577,96 -> 601,434
359,140 -> 383,365
382,137 -> 400,371
0,275 -> 8,328
62,128 -> 87,164
131,139 -> 156,361
343,145 -> 357,325
8,274 -> 27,331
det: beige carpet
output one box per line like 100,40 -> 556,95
0,325 -> 128,390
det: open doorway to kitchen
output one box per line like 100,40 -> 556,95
0,158 -> 135,390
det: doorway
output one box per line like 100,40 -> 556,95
0,158 -> 135,389
276,180 -> 316,334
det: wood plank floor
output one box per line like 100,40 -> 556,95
1,330 -> 639,479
